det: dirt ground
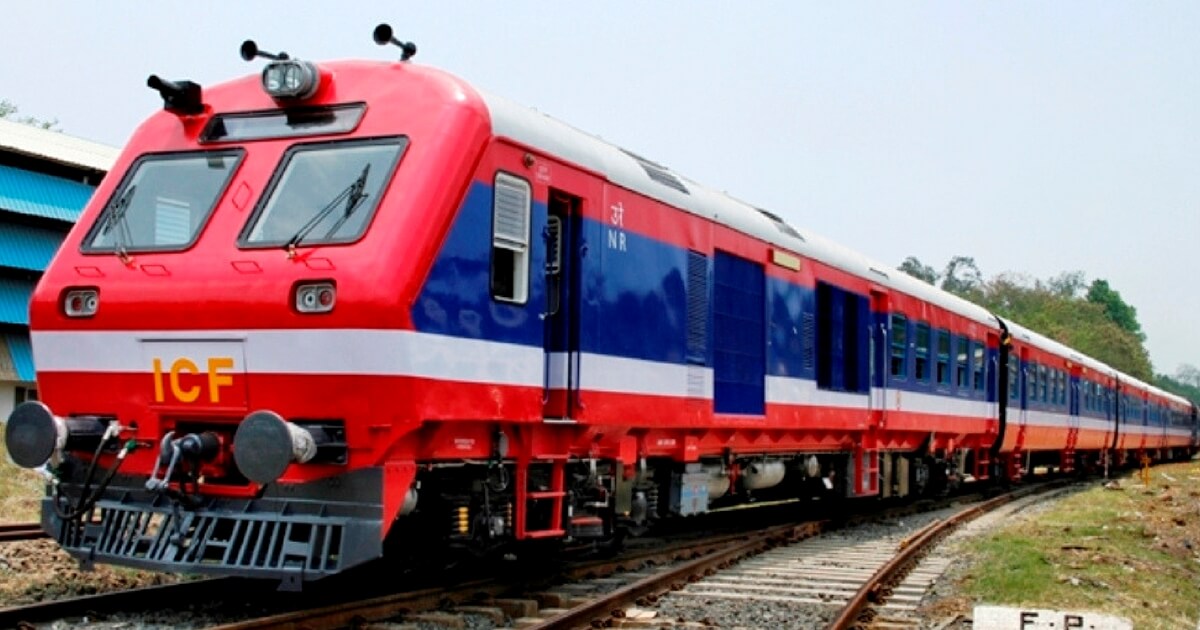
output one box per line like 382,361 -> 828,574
0,538 -> 180,607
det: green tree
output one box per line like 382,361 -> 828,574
0,99 -> 59,130
898,256 -> 938,285
1155,365 -> 1200,406
941,256 -> 984,301
978,273 -> 1152,380
1085,279 -> 1145,342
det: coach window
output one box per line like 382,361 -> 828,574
1008,357 -> 1019,401
1028,364 -> 1039,404
914,323 -> 931,382
889,314 -> 908,379
1038,365 -> 1049,403
935,330 -> 951,386
490,172 -> 532,303
972,343 -> 985,392
955,338 -> 969,389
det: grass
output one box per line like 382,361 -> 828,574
0,425 -> 48,523
954,461 -> 1200,629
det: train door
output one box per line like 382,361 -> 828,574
1017,346 -> 1029,445
542,189 -> 583,420
869,289 -> 889,429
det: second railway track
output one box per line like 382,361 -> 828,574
0,521 -> 47,543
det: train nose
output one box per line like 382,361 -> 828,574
5,401 -> 63,468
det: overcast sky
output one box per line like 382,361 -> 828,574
2,3 -> 1197,374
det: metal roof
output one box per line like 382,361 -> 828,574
0,276 -> 34,325
0,163 -> 98,222
3,333 -> 34,382
0,221 -> 66,271
0,118 -> 118,172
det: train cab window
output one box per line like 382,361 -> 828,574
935,330 -> 951,386
955,338 -> 969,388
889,314 -> 907,379
84,149 -> 244,253
914,323 -> 930,382
240,137 -> 407,248
489,172 -> 533,303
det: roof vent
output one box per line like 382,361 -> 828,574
620,149 -> 689,195
756,208 -> 803,240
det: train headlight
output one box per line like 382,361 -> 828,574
294,281 -> 335,314
261,60 -> 320,101
63,288 -> 99,318
233,410 -> 318,485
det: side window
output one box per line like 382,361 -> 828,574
914,323 -> 931,383
972,343 -> 985,391
956,338 -> 969,388
936,329 -> 951,386
1028,363 -> 1039,403
491,172 -> 532,303
1038,365 -> 1049,402
1008,357 -> 1019,400
889,314 -> 907,379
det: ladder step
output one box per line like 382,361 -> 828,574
523,529 -> 566,539
528,491 -> 566,500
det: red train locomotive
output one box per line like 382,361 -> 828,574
6,26 -> 1198,586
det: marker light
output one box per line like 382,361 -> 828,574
63,288 -> 99,318
295,282 -> 335,314
261,60 -> 320,100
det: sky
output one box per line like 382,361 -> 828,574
2,3 -> 1197,374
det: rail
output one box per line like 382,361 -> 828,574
0,521 -> 47,542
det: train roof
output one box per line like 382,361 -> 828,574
479,90 -> 998,330
478,84 -> 1191,402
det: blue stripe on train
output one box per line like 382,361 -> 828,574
413,180 -> 1000,405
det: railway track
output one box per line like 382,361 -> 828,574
523,481 -> 1072,629
0,521 -> 47,542
196,487 -> 1034,629
0,482 -> 1070,629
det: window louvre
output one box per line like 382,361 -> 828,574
493,174 -> 531,247
686,251 -> 708,364
491,173 -> 531,303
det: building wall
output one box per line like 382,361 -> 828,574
0,119 -> 116,423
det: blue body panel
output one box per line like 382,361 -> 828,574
412,182 -> 545,347
712,251 -> 765,415
414,179 -> 1010,421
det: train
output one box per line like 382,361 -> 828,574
6,25 -> 1198,588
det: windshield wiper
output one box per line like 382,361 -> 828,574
100,184 -> 137,261
283,164 -> 371,252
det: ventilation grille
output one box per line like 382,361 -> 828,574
802,312 -> 815,373
620,149 -> 689,195
686,251 -> 708,364
493,173 -> 530,247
